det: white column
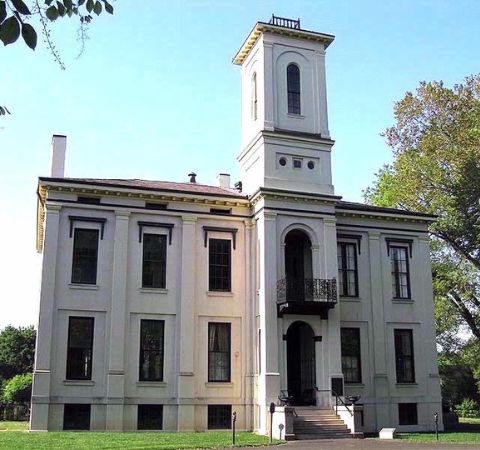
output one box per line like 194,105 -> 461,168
177,215 -> 197,430
30,204 -> 61,431
106,211 -> 130,430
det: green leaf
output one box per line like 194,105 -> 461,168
44,0 -> 54,5
0,15 -> 20,45
11,0 -> 31,15
78,0 -> 85,5
45,5 -> 59,20
93,0 -> 101,15
56,1 -> 65,16
63,0 -> 72,10
86,0 -> 94,13
103,0 -> 113,14
21,22 -> 36,49
0,1 -> 7,23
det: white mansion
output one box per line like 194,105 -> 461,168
31,17 -> 443,436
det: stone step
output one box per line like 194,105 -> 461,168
295,425 -> 348,429
295,432 -> 352,440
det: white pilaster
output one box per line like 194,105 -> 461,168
368,232 -> 390,429
177,215 -> 197,430
30,204 -> 61,431
106,211 -> 130,430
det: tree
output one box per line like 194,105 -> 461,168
0,0 -> 114,70
365,74 -> 480,342
0,325 -> 36,380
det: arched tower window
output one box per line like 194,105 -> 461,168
287,64 -> 301,115
251,72 -> 258,120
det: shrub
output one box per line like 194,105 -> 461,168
455,398 -> 480,418
2,373 -> 32,404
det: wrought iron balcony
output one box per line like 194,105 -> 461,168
277,277 -> 337,317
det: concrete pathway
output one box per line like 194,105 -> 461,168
237,438 -> 480,449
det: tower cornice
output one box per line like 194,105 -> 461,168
233,22 -> 335,65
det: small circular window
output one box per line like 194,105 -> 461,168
307,161 -> 315,170
279,157 -> 287,166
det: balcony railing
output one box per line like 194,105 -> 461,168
277,278 -> 337,317
277,277 -> 337,305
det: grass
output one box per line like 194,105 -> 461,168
0,422 -> 278,450
398,417 -> 480,443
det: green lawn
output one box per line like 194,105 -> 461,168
0,422 -> 277,450
398,417 -> 480,443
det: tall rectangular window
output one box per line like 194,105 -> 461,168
394,329 -> 415,383
391,246 -> 410,299
208,323 -> 231,382
139,320 -> 165,381
66,317 -> 94,380
337,243 -> 358,297
287,64 -> 301,115
71,228 -> 99,284
209,239 -> 231,292
142,234 -> 167,288
341,328 -> 362,383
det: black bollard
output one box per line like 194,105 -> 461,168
232,411 -> 236,445
269,402 -> 275,443
434,412 -> 439,441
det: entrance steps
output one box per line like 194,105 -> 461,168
292,406 -> 352,440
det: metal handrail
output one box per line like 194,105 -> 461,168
314,387 -> 353,417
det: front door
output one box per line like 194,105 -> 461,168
286,321 -> 316,405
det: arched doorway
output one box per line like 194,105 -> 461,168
286,321 -> 316,405
284,230 -> 313,302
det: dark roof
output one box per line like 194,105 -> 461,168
336,200 -> 437,219
39,177 -> 247,199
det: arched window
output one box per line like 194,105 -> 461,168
287,64 -> 301,115
251,72 -> 258,120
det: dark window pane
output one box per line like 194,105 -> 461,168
398,403 -> 418,425
142,234 -> 167,288
71,228 -> 99,284
138,404 -> 163,430
66,317 -> 94,380
208,405 -> 231,429
208,323 -> 231,382
341,328 -> 361,383
209,239 -> 231,292
394,329 -> 415,383
337,243 -> 358,297
139,320 -> 164,381
287,64 -> 301,115
391,246 -> 410,299
63,404 -> 91,430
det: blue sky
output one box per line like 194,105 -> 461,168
1,0 -> 479,328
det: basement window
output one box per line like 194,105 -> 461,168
145,202 -> 168,210
77,196 -> 100,205
210,208 -> 232,215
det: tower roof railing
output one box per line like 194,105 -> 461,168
269,14 -> 301,30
